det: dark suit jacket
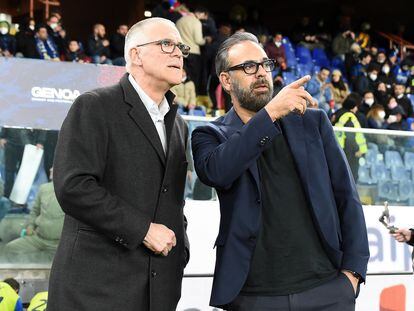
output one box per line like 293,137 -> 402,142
192,108 -> 370,307
47,74 -> 189,311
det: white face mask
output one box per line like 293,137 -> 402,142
369,73 -> 378,81
397,94 -> 404,99
29,25 -> 35,31
50,23 -> 58,30
388,115 -> 398,123
275,41 -> 282,47
0,27 -> 8,35
365,98 -> 374,106
382,66 -> 390,74
378,111 -> 386,119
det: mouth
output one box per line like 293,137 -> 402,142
253,84 -> 269,92
167,65 -> 182,70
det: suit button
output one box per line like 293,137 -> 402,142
162,186 -> 168,193
256,199 -> 261,204
151,270 -> 157,277
260,140 -> 266,146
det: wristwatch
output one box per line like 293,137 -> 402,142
344,269 -> 361,281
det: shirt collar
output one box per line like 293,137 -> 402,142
128,74 -> 170,119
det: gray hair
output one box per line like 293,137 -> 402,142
215,32 -> 259,77
124,17 -> 176,72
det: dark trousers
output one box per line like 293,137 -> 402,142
227,273 -> 357,311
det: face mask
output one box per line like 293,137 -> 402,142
378,111 -> 386,119
50,23 -> 58,30
29,25 -> 35,31
388,101 -> 398,109
365,98 -> 374,106
369,73 -> 377,81
378,59 -> 385,64
388,115 -> 398,123
397,94 -> 404,99
275,41 -> 282,47
382,66 -> 390,74
0,27 -> 8,35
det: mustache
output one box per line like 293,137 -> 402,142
250,78 -> 271,90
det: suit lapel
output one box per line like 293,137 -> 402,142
120,74 -> 166,166
281,113 -> 310,197
221,109 -> 261,193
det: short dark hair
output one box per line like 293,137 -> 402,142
320,67 -> 330,73
3,278 -> 20,292
194,6 -> 209,14
343,92 -> 362,110
360,51 -> 371,60
215,32 -> 259,76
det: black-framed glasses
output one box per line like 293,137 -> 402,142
225,59 -> 276,75
135,39 -> 191,57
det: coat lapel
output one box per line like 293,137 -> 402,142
120,74 -> 167,166
280,113 -> 310,197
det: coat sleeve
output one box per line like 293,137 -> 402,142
319,111 -> 370,280
53,92 -> 152,250
191,108 -> 279,189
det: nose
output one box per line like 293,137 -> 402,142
255,63 -> 268,77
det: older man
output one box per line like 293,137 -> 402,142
47,18 -> 190,311
192,32 -> 369,310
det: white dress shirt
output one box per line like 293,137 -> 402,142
128,74 -> 170,154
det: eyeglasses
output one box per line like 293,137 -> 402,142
135,39 -> 191,57
225,59 -> 276,75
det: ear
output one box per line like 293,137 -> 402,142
130,47 -> 143,66
219,72 -> 232,93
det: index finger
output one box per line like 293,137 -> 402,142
287,75 -> 311,89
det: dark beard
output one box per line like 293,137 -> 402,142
233,78 -> 273,112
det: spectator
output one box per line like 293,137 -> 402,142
394,83 -> 413,117
344,42 -> 361,80
333,93 -> 368,181
0,21 -> 16,57
386,105 -> 408,131
374,49 -> 387,68
15,17 -> 36,57
378,62 -> 396,91
306,67 -> 332,111
64,40 -> 90,63
176,7 -> 211,94
354,64 -> 380,95
0,278 -> 23,311
375,82 -> 389,107
3,169 -> 64,263
151,0 -> 182,23
171,67 -> 197,112
367,104 -> 386,129
264,32 -> 287,69
351,51 -> 371,80
328,69 -> 350,107
27,291 -> 48,311
45,14 -> 67,55
87,23 -> 112,64
332,29 -> 355,60
355,22 -> 371,49
359,91 -> 376,115
406,65 -> 414,94
33,24 -> 60,60
369,45 -> 378,58
110,24 -> 128,66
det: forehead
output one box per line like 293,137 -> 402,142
227,41 -> 267,65
145,22 -> 182,42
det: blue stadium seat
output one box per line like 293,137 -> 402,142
283,47 -> 297,68
331,56 -> 346,73
358,165 -> 372,184
378,180 -> 399,201
385,150 -> 404,168
367,142 -> 379,151
296,63 -> 313,77
282,71 -> 298,85
365,149 -> 381,167
399,180 -> 413,202
312,48 -> 330,68
404,151 -> 414,170
370,163 -> 390,183
390,166 -> 410,181
295,45 -> 313,64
